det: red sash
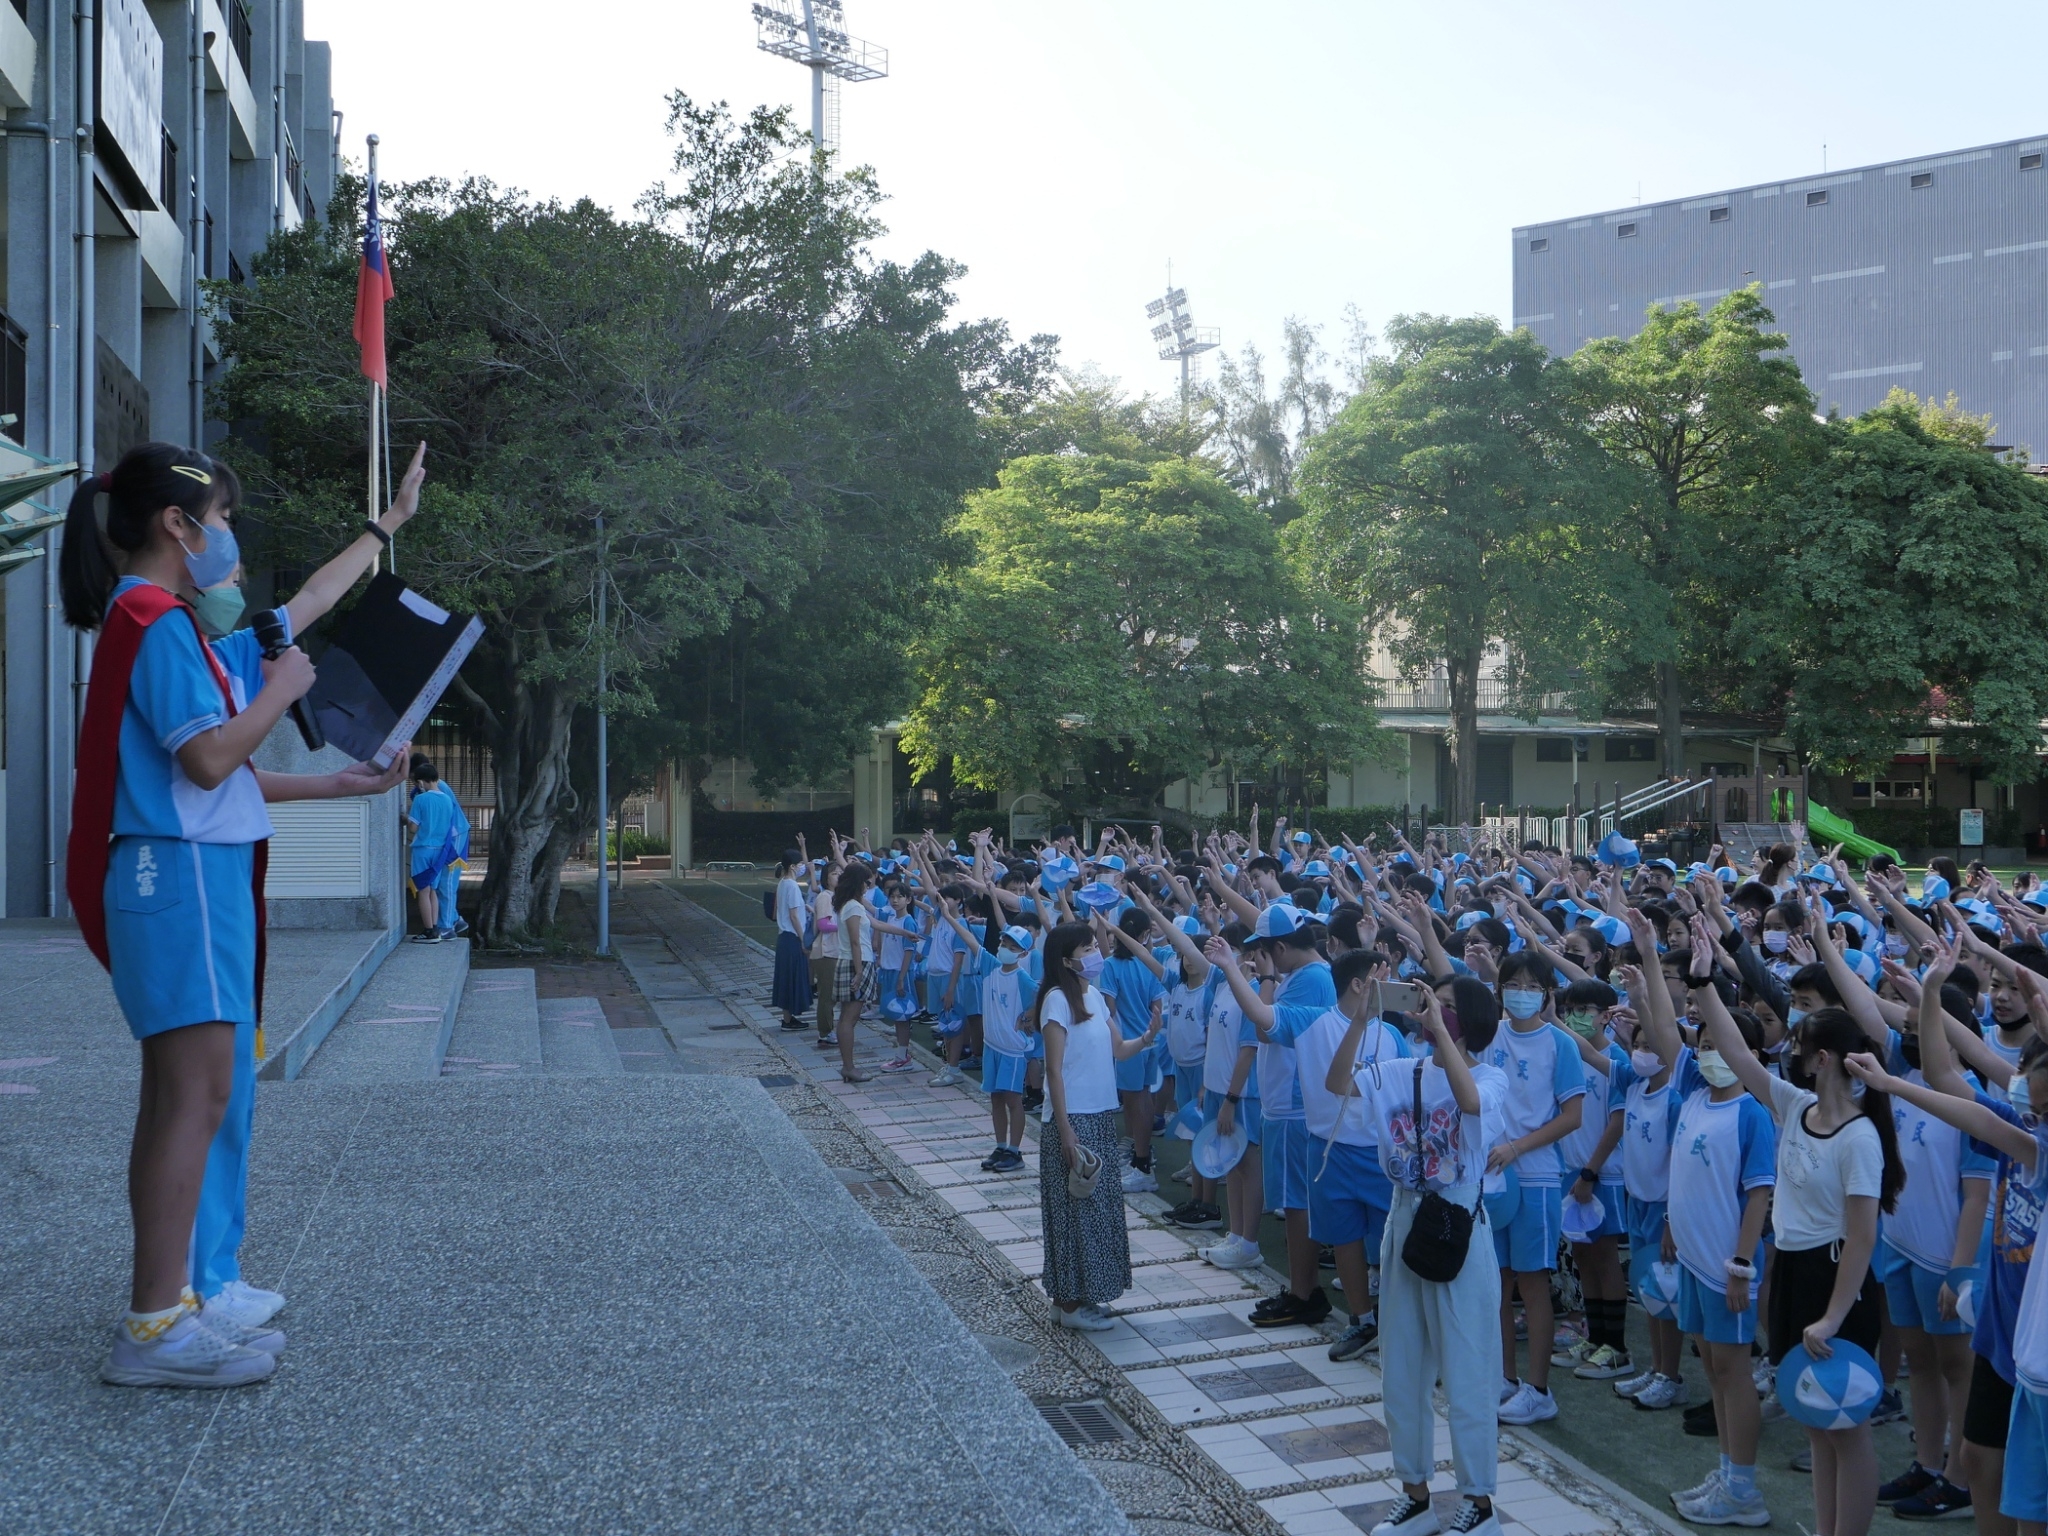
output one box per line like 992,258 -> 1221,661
68,583 -> 269,1019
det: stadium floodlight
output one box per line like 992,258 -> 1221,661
1143,282 -> 1220,405
752,0 -> 889,153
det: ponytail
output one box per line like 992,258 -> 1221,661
57,443 -> 237,630
1798,1007 -> 1906,1213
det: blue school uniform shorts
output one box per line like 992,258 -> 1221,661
105,837 -> 257,1037
982,1049 -> 1029,1096
1677,1267 -> 1758,1345
1202,1088 -> 1262,1146
1307,1136 -> 1393,1253
1883,1245 -> 1972,1337
926,974 -> 966,1035
1626,1195 -> 1669,1290
1493,1181 -> 1562,1273
1585,1179 -> 1628,1240
1262,1117 -> 1312,1214
2004,1387 -> 2048,1522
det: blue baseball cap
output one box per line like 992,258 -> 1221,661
1095,854 -> 1127,873
1075,881 -> 1121,910
1176,915 -> 1205,938
1302,859 -> 1331,878
1255,903 -> 1306,940
1000,925 -> 1034,951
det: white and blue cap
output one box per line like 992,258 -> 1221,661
1716,866 -> 1740,886
1176,914 -> 1205,938
999,925 -> 1034,952
1095,854 -> 1127,873
1647,857 -> 1678,874
1039,855 -> 1079,891
1596,830 -> 1640,869
1921,874 -> 1952,903
1685,861 -> 1712,882
1455,909 -> 1490,931
1590,913 -> 1630,946
1075,881 -> 1122,910
1291,829 -> 1312,844
2024,888 -> 2048,911
1842,947 -> 1881,985
1254,903 -> 1307,941
1802,863 -> 1839,887
1302,859 -> 1331,878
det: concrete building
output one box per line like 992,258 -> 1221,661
1512,132 -> 2048,453
0,0 -> 340,918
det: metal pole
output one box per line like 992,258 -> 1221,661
595,513 -> 609,956
801,0 -> 824,151
365,136 -> 380,572
187,0 -> 205,443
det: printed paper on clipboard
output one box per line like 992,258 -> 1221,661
304,573 -> 484,769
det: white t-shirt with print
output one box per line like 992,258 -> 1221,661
1762,1074 -> 1885,1251
1368,1057 -> 1510,1192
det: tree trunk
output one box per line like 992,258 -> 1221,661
1446,645 -> 1482,826
476,678 -> 578,945
1656,659 -> 1686,779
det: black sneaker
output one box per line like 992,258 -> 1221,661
1317,1245 -> 1337,1269
980,1149 -> 1005,1171
1328,1317 -> 1378,1361
1893,1477 -> 1972,1521
1682,1398 -> 1718,1437
1167,1200 -> 1222,1230
1251,1291 -> 1299,1323
780,1018 -> 809,1031
990,1148 -> 1024,1172
1273,1286 -> 1331,1328
1880,1464 -> 1940,1506
1021,1087 -> 1045,1112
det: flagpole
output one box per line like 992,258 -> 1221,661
366,134 -> 383,573
381,384 -> 395,574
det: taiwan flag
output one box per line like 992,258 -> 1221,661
353,171 -> 395,387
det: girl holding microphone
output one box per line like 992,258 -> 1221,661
62,443 -> 409,1388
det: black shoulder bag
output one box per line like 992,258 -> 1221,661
1400,1060 -> 1475,1283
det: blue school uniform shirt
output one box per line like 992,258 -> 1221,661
1608,1050 -> 1685,1204
1665,1053 -> 1776,1294
1885,1030 -> 1997,1274
1485,1020 -> 1587,1186
974,950 -> 1041,1057
1257,961 -> 1338,1120
111,578 -> 271,844
1099,954 -> 1166,1040
410,784 -> 454,859
1971,1093 -> 2046,1385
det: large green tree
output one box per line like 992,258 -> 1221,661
1759,400 -> 2048,778
1295,314 -> 1629,823
902,453 -> 1378,814
216,97 -> 998,940
1569,289 -> 1818,773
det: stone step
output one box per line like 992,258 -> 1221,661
295,938 -> 470,1084
439,967 -> 541,1078
537,995 -> 624,1075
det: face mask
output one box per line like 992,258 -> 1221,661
1563,1009 -> 1599,1039
1630,1048 -> 1663,1078
1762,930 -> 1790,954
1900,1034 -> 1922,1071
999,949 -> 1026,970
190,584 -> 245,639
2009,1075 -> 2032,1116
1501,987 -> 1544,1020
1884,937 -> 1909,958
1697,1049 -> 1740,1089
177,516 -> 239,590
1785,1007 -> 1806,1029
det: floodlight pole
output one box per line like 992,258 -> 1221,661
801,0 -> 825,151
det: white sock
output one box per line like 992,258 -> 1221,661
122,1294 -> 195,1343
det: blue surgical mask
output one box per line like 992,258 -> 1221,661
2010,1075 -> 2032,1117
1785,1007 -> 1806,1028
178,516 -> 239,590
1501,987 -> 1544,1020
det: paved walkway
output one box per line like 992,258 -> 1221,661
621,884 -> 1676,1536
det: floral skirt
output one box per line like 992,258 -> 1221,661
1038,1109 -> 1132,1306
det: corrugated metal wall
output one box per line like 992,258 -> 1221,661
1512,133 -> 2048,452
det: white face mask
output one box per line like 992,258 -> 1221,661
1697,1049 -> 1740,1089
1630,1048 -> 1663,1078
1501,987 -> 1545,1020
1762,930 -> 1790,954
2012,1075 -> 2034,1117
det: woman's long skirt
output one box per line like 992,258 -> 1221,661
1038,1108 -> 1132,1306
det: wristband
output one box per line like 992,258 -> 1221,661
1576,1168 -> 1598,1185
1724,1257 -> 1756,1278
364,519 -> 393,547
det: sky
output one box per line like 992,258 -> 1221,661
306,0 -> 2048,399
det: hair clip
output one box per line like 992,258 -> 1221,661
170,464 -> 214,485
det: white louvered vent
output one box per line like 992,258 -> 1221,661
265,799 -> 370,898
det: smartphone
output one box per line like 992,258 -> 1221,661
1372,979 -> 1428,1017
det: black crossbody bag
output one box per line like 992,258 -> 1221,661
1399,1060 -> 1475,1283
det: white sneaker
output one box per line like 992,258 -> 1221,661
193,1303 -> 286,1356
1172,1164 -> 1194,1185
1497,1382 -> 1558,1424
1612,1366 -> 1656,1399
1752,1357 -> 1776,1397
1058,1305 -> 1114,1332
1201,1234 -> 1263,1270
1673,1469 -> 1723,1508
1369,1492 -> 1441,1536
1632,1372 -> 1684,1411
1678,1482 -> 1770,1527
101,1311 -> 276,1388
206,1279 -> 285,1329
928,1067 -> 964,1087
1121,1165 -> 1159,1194
1500,1376 -> 1520,1404
1447,1500 -> 1502,1536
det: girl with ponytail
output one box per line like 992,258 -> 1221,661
65,443 -> 414,1391
1688,913 -> 1899,1536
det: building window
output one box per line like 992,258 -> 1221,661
228,0 -> 253,78
2024,153 -> 2044,171
203,212 -> 214,279
1535,738 -> 1587,762
1616,222 -> 1637,238
1603,736 -> 1657,763
1806,190 -> 1829,206
228,252 -> 245,287
1910,172 -> 1932,189
1708,206 -> 1730,222
0,309 -> 26,446
1851,780 -> 1925,804
159,129 -> 178,214
1528,237 -> 1548,253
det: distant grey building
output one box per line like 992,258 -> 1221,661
0,1 -> 341,918
1512,133 -> 2048,452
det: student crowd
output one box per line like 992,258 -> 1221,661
772,816 -> 2048,1536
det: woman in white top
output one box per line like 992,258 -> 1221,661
1033,921 -> 1160,1331
770,849 -> 814,1030
1692,916 -> 1904,1536
809,859 -> 841,1044
1329,974 -> 1510,1536
832,864 -> 878,1083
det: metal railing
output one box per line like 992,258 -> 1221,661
1371,675 -> 1571,713
228,0 -> 252,78
159,129 -> 177,214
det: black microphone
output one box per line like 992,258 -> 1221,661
251,607 -> 326,751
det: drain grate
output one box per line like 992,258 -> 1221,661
756,1074 -> 795,1087
1033,1396 -> 1135,1448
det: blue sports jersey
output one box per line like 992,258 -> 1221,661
1667,1053 -> 1776,1293
1098,954 -> 1166,1039
410,785 -> 454,859
1485,1019 -> 1588,1186
1971,1092 -> 2045,1384
111,578 -> 270,844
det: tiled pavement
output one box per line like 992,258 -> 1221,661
623,884 -> 1661,1536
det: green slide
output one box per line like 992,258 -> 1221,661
1805,801 -> 1903,865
